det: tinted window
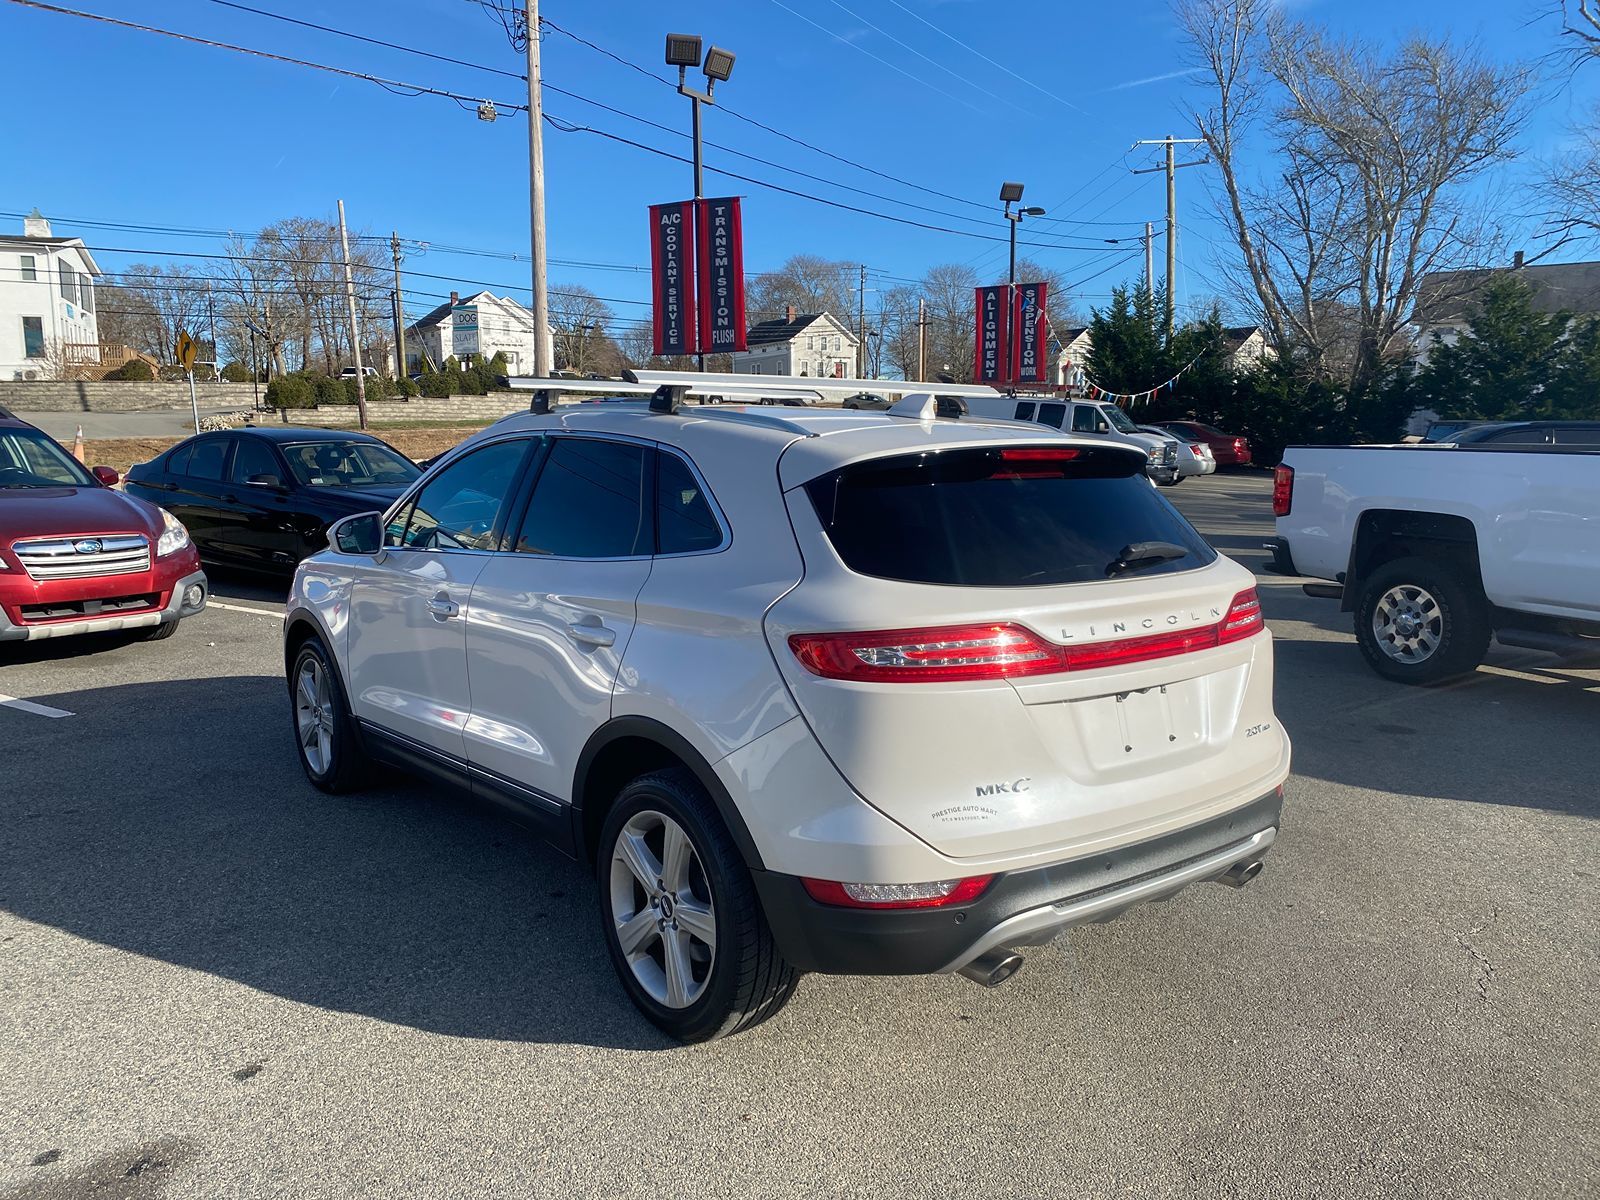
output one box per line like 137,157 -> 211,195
657,451 -> 722,554
281,440 -> 419,488
1037,403 -> 1066,429
1070,406 -> 1098,433
1013,402 -> 1036,421
1483,427 -> 1550,445
515,438 -> 648,558
187,438 -> 229,482
392,439 -> 527,551
231,438 -> 281,485
166,444 -> 194,476
805,445 -> 1214,587
1554,427 -> 1600,446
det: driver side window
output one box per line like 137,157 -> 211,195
387,439 -> 529,552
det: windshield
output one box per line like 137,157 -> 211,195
1100,405 -> 1140,434
805,444 -> 1214,587
282,440 -> 420,489
0,426 -> 96,489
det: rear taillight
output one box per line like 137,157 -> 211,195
789,589 -> 1266,684
1233,438 -> 1245,451
801,875 -> 995,909
1272,465 -> 1294,516
1218,588 -> 1263,643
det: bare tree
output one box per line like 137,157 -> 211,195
747,255 -> 857,326
1537,5 -> 1600,248
115,264 -> 208,365
919,262 -> 980,382
94,284 -> 162,357
617,319 -> 656,369
1177,0 -> 1531,395
550,284 -> 620,375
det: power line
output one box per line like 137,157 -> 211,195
3,0 -> 528,112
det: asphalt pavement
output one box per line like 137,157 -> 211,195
14,408 -> 249,443
0,472 -> 1594,1199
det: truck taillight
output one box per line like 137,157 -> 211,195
788,590 -> 1265,684
1272,465 -> 1294,517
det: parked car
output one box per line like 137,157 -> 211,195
124,428 -> 420,574
1420,419 -> 1481,443
1440,420 -> 1600,448
1139,424 -> 1216,479
338,366 -> 379,380
0,407 -> 206,645
1156,421 -> 1252,468
965,395 -> 1180,484
284,393 -> 1289,1041
1271,436 -> 1600,683
841,392 -> 892,410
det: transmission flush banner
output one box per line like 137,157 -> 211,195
1012,282 -> 1049,384
973,285 -> 1010,383
650,201 -> 696,356
696,197 -> 747,354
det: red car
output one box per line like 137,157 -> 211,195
0,407 -> 206,645
1157,421 -> 1253,468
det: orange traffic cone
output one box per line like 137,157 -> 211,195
72,425 -> 85,463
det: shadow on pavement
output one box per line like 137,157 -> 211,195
2,674 -> 673,1052
202,563 -> 292,606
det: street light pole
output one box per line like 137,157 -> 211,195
669,35 -> 735,372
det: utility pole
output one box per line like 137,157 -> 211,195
526,0 -> 553,377
917,301 -> 931,382
391,231 -> 407,383
1144,221 -> 1155,308
335,198 -> 369,430
857,264 -> 867,378
1133,137 -> 1206,343
206,280 -> 218,380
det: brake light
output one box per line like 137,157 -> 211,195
1272,465 -> 1294,516
801,875 -> 995,909
1000,447 -> 1080,461
991,447 -> 1082,479
788,588 -> 1267,683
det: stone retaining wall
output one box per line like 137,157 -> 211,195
0,381 -> 264,413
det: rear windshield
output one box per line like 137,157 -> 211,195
804,445 -> 1215,587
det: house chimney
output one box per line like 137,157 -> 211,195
1513,250 -> 1525,270
785,304 -> 795,323
23,207 -> 50,238
450,291 -> 460,308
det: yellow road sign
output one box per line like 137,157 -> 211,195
176,330 -> 197,372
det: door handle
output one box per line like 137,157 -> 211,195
426,596 -> 459,619
567,621 -> 616,648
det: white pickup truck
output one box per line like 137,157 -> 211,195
1269,441 -> 1600,683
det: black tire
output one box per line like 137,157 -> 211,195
287,634 -> 372,793
1354,556 -> 1492,685
597,767 -> 798,1043
140,619 -> 181,641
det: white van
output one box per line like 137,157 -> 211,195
964,395 -> 1180,485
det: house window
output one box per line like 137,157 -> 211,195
22,317 -> 45,358
20,254 -> 36,281
59,261 -> 75,305
806,335 -> 814,350
79,276 -> 93,314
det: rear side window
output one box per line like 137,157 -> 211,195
186,439 -> 229,481
1070,406 -> 1098,433
804,446 -> 1215,587
1554,427 -> 1600,446
1037,402 -> 1066,429
166,444 -> 194,475
1012,401 -> 1035,421
657,451 -> 722,554
515,438 -> 649,558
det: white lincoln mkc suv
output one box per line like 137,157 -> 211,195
283,388 -> 1290,1041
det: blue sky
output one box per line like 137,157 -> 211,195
2,0 -> 1595,329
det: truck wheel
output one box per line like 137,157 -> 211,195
1354,557 -> 1491,685
598,768 -> 798,1042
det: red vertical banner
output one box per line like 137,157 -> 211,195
974,285 -> 1010,383
1012,282 -> 1049,384
649,201 -> 697,357
696,197 -> 747,354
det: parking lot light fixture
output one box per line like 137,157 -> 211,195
669,32 -> 737,370
1000,183 -> 1043,289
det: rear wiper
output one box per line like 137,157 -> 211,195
1105,541 -> 1190,577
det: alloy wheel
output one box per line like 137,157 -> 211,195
294,657 -> 335,776
609,809 -> 717,1009
1372,584 -> 1443,663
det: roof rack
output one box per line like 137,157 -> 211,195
625,368 -> 1005,402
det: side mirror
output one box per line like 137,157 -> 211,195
91,465 -> 120,486
246,473 -> 284,488
329,512 -> 383,555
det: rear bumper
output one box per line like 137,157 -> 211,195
0,569 -> 207,641
1263,536 -> 1300,577
752,787 -> 1283,976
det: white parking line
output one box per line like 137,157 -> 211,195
0,694 -> 74,719
207,600 -> 284,618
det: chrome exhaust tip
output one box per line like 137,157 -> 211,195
957,950 -> 1024,988
1218,860 -> 1264,889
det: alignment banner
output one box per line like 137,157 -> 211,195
1012,281 -> 1049,384
696,197 -> 747,354
650,201 -> 697,357
973,285 -> 1010,383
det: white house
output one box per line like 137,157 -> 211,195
1055,325 -> 1093,390
0,210 -> 100,380
728,308 -> 859,378
1413,253 -> 1600,365
1055,323 -> 1272,391
406,290 -> 542,374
